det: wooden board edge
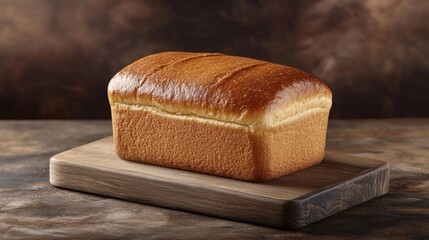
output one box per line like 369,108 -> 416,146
324,151 -> 387,169
283,162 -> 390,229
49,155 -> 288,229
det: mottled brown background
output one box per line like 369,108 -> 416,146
1,0 -> 428,119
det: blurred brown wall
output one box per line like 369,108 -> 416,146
1,0 -> 428,119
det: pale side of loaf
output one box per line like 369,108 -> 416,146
108,52 -> 332,181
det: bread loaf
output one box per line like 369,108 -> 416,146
108,52 -> 332,181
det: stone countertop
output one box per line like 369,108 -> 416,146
1,120 -> 428,239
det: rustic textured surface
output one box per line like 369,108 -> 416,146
1,120 -> 428,239
1,0 -> 429,119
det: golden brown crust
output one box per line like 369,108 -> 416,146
111,102 -> 329,181
108,52 -> 331,126
109,52 -> 332,181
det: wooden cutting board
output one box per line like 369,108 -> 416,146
50,137 -> 389,229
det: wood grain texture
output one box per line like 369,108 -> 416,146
50,137 -> 389,229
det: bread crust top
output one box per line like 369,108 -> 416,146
108,52 -> 332,128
